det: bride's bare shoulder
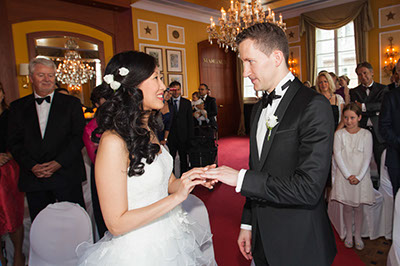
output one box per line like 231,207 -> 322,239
98,130 -> 128,153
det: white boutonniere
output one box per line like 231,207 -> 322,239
265,114 -> 279,141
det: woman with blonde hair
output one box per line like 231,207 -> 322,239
316,71 -> 345,131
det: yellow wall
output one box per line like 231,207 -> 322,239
368,0 -> 400,82
12,20 -> 114,97
132,8 -> 209,97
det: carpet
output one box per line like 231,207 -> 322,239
193,136 -> 363,265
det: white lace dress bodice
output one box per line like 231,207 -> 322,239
77,146 -> 216,265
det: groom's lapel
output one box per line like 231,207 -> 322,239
256,78 -> 302,171
250,101 -> 264,168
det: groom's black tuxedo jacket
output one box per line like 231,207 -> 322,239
8,92 -> 86,192
241,78 -> 337,265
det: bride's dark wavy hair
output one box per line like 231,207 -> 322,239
92,51 -> 162,177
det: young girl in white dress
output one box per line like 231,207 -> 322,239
76,51 -> 217,265
330,103 -> 375,250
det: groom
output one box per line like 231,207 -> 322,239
204,23 -> 337,265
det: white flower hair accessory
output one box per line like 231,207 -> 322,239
119,67 -> 129,76
265,114 -> 279,141
103,74 -> 121,91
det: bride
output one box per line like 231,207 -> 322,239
77,51 -> 217,265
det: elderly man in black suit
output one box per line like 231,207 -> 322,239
198,83 -> 217,129
167,81 -> 193,176
350,62 -> 389,177
8,57 -> 86,221
388,65 -> 399,91
380,60 -> 400,197
204,22 -> 336,265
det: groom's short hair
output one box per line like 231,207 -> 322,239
236,22 -> 289,67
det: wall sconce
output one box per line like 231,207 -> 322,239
19,63 -> 30,89
288,52 -> 297,76
383,36 -> 398,76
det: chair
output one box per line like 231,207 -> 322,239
28,202 -> 93,266
388,190 -> 400,266
182,194 -> 215,260
328,158 -> 389,240
378,149 -> 394,239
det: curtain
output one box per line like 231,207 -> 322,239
236,55 -> 246,136
300,0 -> 374,83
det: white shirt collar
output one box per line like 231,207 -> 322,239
34,91 -> 55,102
272,71 -> 295,96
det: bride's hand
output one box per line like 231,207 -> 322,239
175,168 -> 207,202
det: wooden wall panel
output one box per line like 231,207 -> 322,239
198,40 -> 240,137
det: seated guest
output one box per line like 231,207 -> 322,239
158,88 -> 173,146
0,83 -> 25,266
83,84 -> 113,238
338,75 -> 351,104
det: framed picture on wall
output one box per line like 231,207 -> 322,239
144,47 -> 163,71
137,19 -> 159,41
166,49 -> 182,72
168,74 -> 183,87
167,25 -> 185,44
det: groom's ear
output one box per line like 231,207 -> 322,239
272,50 -> 284,67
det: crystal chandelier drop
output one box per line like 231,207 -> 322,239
207,0 -> 286,52
55,38 -> 95,86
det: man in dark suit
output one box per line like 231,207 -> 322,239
167,81 -> 194,176
198,83 -> 217,129
380,61 -> 400,197
8,57 -> 86,221
204,23 -> 336,265
387,65 -> 399,91
350,62 -> 388,176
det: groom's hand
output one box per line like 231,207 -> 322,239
202,165 -> 239,187
238,229 -> 253,260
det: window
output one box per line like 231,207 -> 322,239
243,77 -> 261,102
316,21 -> 358,88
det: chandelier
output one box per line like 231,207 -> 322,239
207,0 -> 286,52
55,38 -> 95,86
383,36 -> 398,76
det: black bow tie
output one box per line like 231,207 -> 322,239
35,96 -> 51,105
261,80 -> 291,108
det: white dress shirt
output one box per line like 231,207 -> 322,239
235,71 -> 295,230
34,91 -> 54,138
172,95 -> 181,112
361,81 -> 374,127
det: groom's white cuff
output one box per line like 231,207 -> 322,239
240,224 -> 252,231
235,169 -> 247,193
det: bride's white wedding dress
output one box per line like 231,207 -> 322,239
76,146 -> 216,265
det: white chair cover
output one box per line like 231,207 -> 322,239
182,194 -> 215,260
379,149 -> 394,239
388,190 -> 400,266
28,202 -> 93,266
328,158 -> 390,240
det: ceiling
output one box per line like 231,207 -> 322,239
131,0 -> 358,23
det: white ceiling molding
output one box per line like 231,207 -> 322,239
132,0 -> 360,23
132,0 -> 219,24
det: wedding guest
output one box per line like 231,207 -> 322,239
76,51 -> 216,265
198,83 -> 217,129
7,57 -> 86,221
379,67 -> 400,197
387,65 -> 399,91
338,75 -> 351,104
83,84 -> 113,238
316,71 -> 345,131
158,88 -> 173,146
168,81 -> 194,176
0,83 -> 25,266
330,103 -> 375,250
303,80 -> 311,88
350,62 -> 388,178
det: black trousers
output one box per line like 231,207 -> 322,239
90,163 -> 108,238
168,140 -> 189,177
253,227 -> 270,266
388,167 -> 400,198
26,182 -> 85,222
366,126 -> 386,177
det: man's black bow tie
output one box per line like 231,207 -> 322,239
261,80 -> 291,108
35,96 -> 51,105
